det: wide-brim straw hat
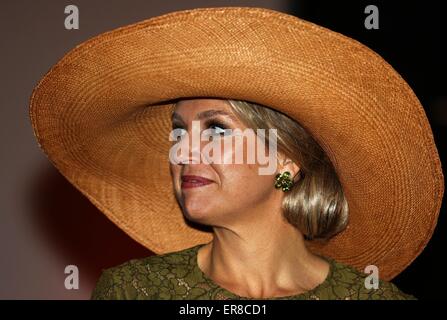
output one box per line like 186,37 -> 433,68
29,7 -> 444,280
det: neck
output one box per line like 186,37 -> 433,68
197,211 -> 329,298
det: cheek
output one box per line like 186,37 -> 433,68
217,134 -> 271,166
216,163 -> 274,198
215,135 -> 275,194
169,163 -> 181,190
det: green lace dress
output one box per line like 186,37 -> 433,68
91,243 -> 416,300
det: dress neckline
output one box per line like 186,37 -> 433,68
191,243 -> 335,300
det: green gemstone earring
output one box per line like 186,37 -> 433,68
275,171 -> 294,192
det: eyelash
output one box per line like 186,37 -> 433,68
172,120 -> 230,136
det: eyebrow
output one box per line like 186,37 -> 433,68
171,109 -> 238,122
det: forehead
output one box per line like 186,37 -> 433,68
172,98 -> 239,122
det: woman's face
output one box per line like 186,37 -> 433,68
169,98 -> 293,228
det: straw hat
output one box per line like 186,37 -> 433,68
29,7 -> 444,281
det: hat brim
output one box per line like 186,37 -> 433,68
29,7 -> 444,280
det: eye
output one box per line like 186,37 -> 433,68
171,124 -> 187,139
208,121 -> 232,136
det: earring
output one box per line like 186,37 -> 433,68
275,171 -> 294,192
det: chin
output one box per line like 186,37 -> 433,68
182,206 -> 219,226
183,208 -> 210,222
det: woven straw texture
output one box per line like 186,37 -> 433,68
29,7 -> 444,280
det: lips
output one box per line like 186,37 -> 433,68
181,175 -> 213,189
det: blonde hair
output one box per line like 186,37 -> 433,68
227,99 -> 349,240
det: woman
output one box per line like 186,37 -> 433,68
89,97 -> 413,300
170,97 -> 339,299
29,7 -> 443,300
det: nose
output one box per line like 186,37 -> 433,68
175,146 -> 201,165
170,125 -> 202,165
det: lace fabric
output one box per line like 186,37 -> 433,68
91,243 -> 416,300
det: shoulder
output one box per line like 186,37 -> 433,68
319,258 -> 417,300
90,245 -> 200,300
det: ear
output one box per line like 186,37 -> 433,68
277,153 -> 301,181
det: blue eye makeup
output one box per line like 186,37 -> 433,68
206,120 -> 232,136
171,118 -> 232,137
